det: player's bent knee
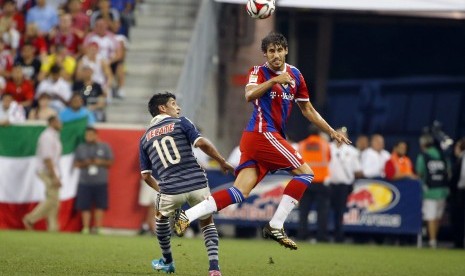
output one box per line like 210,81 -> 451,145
292,163 -> 314,176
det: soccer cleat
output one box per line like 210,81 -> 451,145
152,258 -> 175,274
209,270 -> 222,276
173,209 -> 190,237
262,223 -> 298,250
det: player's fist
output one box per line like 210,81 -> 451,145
274,72 -> 293,85
219,161 -> 235,175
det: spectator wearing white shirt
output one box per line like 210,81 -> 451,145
0,93 -> 26,125
36,64 -> 72,112
361,134 -> 390,178
328,127 -> 363,242
1,20 -> 20,57
84,18 -> 124,98
23,115 -> 63,231
83,19 -> 121,62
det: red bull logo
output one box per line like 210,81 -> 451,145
347,180 -> 400,213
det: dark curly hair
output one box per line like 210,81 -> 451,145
148,91 -> 176,117
261,32 -> 288,53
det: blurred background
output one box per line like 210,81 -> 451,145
1,0 -> 465,249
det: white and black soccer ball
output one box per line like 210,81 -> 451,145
246,0 -> 276,19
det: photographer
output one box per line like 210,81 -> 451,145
416,133 -> 450,248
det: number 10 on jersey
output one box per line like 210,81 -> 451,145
153,136 -> 181,168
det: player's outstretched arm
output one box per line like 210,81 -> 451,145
195,137 -> 235,174
297,101 -> 351,145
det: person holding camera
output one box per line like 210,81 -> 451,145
416,134 -> 450,248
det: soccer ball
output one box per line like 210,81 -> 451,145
246,0 -> 276,19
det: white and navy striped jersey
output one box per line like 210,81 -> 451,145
139,116 -> 208,195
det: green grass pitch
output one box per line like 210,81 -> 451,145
1,230 -> 465,275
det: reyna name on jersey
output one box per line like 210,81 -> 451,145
145,123 -> 175,141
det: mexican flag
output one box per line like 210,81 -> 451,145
0,118 -> 87,231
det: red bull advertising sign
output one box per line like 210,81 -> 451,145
344,180 -> 401,228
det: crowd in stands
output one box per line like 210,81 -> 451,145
0,0 -> 136,125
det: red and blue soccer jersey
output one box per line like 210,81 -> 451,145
236,63 -> 310,183
245,63 -> 310,137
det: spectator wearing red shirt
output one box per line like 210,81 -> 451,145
66,0 -> 90,37
4,65 -> 35,109
80,0 -> 99,14
49,13 -> 83,56
0,39 -> 13,78
384,140 -> 416,181
0,0 -> 25,33
21,23 -> 49,59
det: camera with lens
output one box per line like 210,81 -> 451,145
422,120 -> 454,151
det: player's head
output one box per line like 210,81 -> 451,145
1,93 -> 13,109
392,140 -> 408,157
261,32 -> 288,71
419,134 -> 434,150
69,93 -> 84,110
148,91 -> 180,118
47,115 -> 62,131
85,127 -> 98,143
356,135 -> 369,151
370,134 -> 385,151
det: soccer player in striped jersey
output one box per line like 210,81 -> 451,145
140,92 -> 234,276
174,32 -> 350,250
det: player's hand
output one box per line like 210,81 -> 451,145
274,72 -> 294,85
219,161 -> 235,175
330,130 -> 351,145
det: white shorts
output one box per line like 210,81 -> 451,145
422,199 -> 446,220
138,180 -> 158,207
156,187 -> 211,219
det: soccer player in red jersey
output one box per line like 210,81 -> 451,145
174,32 -> 350,250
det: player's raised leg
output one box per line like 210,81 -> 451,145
263,164 -> 314,250
174,168 -> 258,237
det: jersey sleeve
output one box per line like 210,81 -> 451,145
139,139 -> 152,174
246,66 -> 265,87
295,71 -> 310,102
180,117 -> 202,146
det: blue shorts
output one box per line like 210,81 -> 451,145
75,184 -> 108,210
